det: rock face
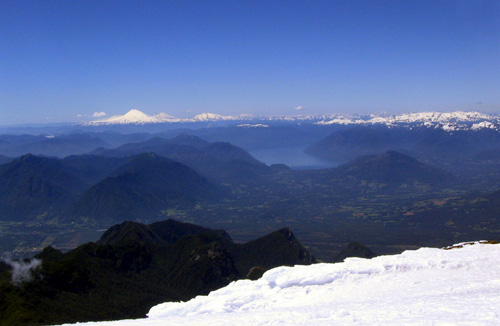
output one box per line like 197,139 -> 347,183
246,266 -> 266,280
230,227 -> 317,277
0,219 -> 315,326
334,241 -> 376,262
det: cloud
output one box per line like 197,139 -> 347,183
76,114 -> 87,118
4,258 -> 42,285
92,112 -> 107,117
294,106 -> 308,111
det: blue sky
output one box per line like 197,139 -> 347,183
1,0 -> 499,124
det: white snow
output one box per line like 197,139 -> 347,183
237,124 -> 269,128
471,121 -> 497,131
191,113 -> 236,121
153,112 -> 180,123
84,110 -> 252,124
58,241 -> 500,326
190,113 -> 253,122
316,111 -> 500,131
85,109 -> 165,125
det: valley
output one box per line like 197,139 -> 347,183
1,115 -> 500,262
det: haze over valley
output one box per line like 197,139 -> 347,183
2,110 -> 500,260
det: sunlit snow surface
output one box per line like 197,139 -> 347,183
61,242 -> 500,325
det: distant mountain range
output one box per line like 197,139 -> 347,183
315,111 -> 500,131
305,126 -> 500,165
0,146 -> 463,223
84,109 -> 254,125
90,134 -> 273,183
0,219 -> 315,325
82,109 -> 500,132
0,133 -> 284,223
0,133 -> 110,157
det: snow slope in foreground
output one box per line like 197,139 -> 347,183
61,242 -> 500,326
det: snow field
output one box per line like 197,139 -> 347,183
60,242 -> 500,326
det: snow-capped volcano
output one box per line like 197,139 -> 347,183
84,109 -> 163,125
58,241 -> 500,326
84,109 -> 184,125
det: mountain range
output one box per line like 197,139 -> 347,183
0,133 -> 110,158
82,109 -> 500,132
89,134 -> 273,183
0,151 -> 218,222
0,132 -> 468,226
84,109 -> 253,125
0,146 -> 455,224
305,125 -> 500,167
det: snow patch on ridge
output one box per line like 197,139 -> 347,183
237,124 -> 269,128
471,121 -> 497,131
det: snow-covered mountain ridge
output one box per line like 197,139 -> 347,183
84,110 -> 251,125
60,241 -> 500,326
83,109 -> 500,131
316,111 -> 500,131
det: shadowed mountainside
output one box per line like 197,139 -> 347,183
0,154 -> 86,220
332,151 -> 455,186
68,153 -> 219,224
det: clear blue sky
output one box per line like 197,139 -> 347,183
1,0 -> 499,124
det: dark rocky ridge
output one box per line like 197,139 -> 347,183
0,219 -> 315,325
